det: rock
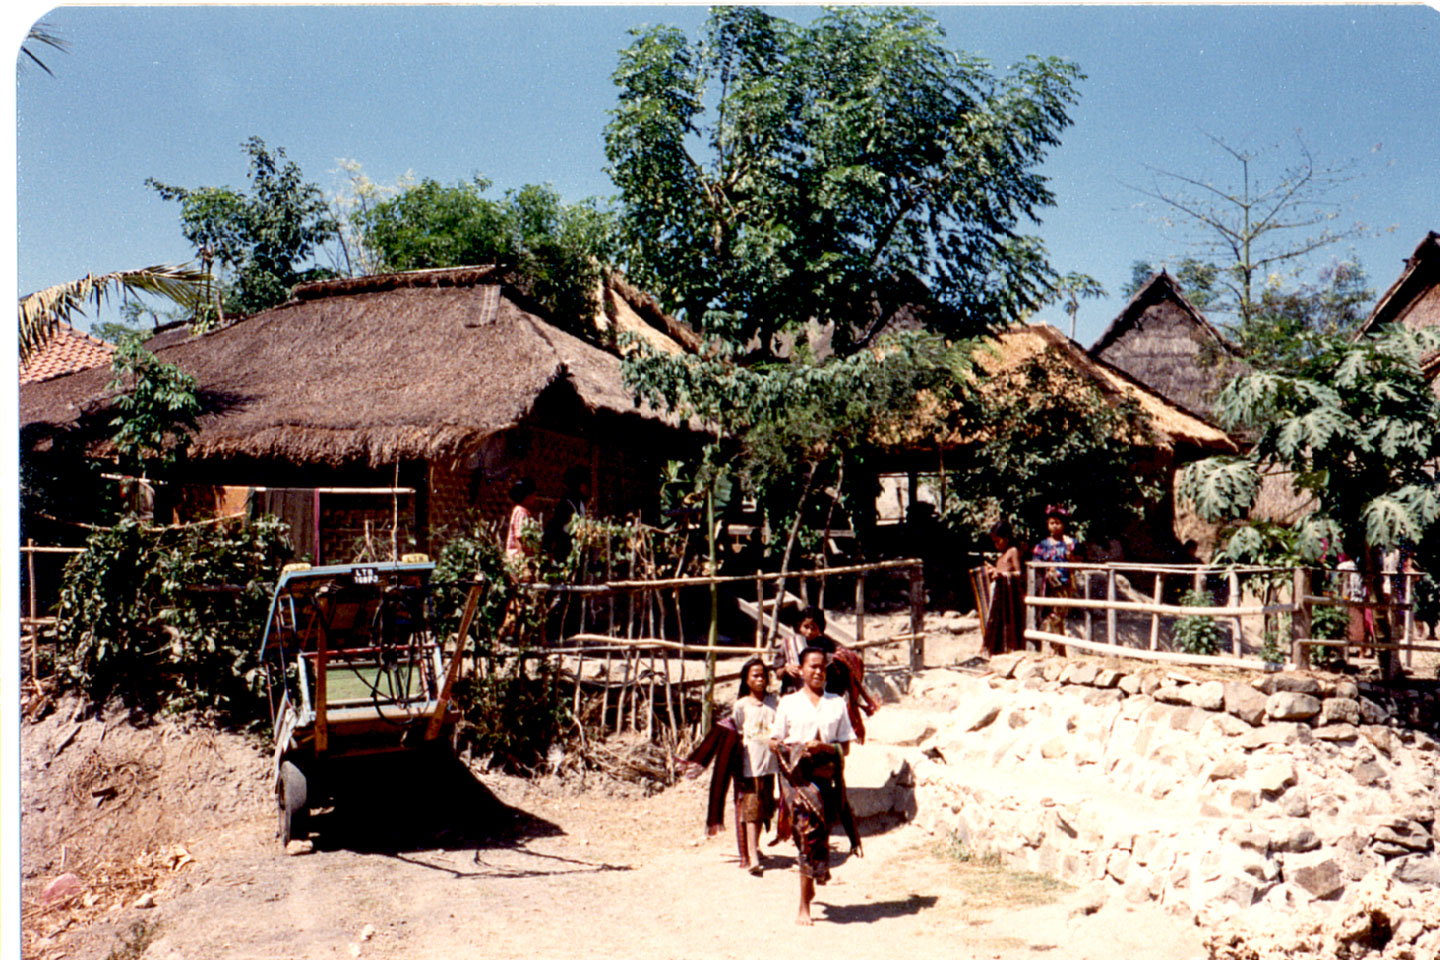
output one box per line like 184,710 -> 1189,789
360,924 -> 376,942
1140,672 -> 1163,697
1320,697 -> 1361,726
1192,681 -> 1226,711
846,747 -> 911,818
1069,883 -> 1109,918
1040,737 -> 1068,760
1208,713 -> 1254,737
953,700 -> 1002,734
1266,691 -> 1322,722
1375,820 -> 1433,853
1269,673 -> 1321,696
1360,725 -> 1395,755
1389,853 -> 1440,887
1224,683 -> 1268,726
1118,674 -> 1142,696
864,710 -> 935,746
1272,823 -> 1320,853
1248,761 -> 1297,796
1240,723 -> 1311,750
1358,696 -> 1389,724
989,654 -> 1024,679
348,944 -> 361,958
41,873 -> 83,904
1081,688 -> 1124,708
1352,760 -> 1386,787
1106,849 -> 1131,883
133,892 -> 155,909
1286,851 -> 1346,899
1209,757 -> 1246,781
286,839 -> 314,856
1280,791 -> 1310,818
1313,723 -> 1359,742
1334,680 -> 1359,699
1093,669 -> 1120,689
1154,684 -> 1189,706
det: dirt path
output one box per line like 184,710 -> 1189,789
24,743 -> 1199,960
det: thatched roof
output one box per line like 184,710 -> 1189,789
882,323 -> 1238,457
982,324 -> 1237,453
20,266 -> 692,467
1355,231 -> 1440,339
19,321 -> 114,384
1089,271 -> 1243,423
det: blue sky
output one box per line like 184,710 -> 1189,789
11,3 -> 1440,346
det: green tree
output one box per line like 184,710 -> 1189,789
106,339 -> 201,484
605,6 -> 1082,358
936,351 -> 1162,544
147,137 -> 338,320
353,178 -> 616,333
1121,257 -> 1222,313
1231,258 -> 1373,371
1179,323 -> 1440,666
1128,133 -> 1370,327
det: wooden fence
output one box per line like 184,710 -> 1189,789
1020,561 -> 1435,674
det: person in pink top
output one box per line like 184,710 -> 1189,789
504,477 -> 540,566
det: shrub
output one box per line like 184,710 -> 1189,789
55,515 -> 292,721
1174,588 -> 1225,656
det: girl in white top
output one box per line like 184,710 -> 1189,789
732,658 -> 778,875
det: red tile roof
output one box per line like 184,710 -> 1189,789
20,321 -> 115,384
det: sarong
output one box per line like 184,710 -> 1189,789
776,744 -> 842,884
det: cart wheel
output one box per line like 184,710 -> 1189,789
278,761 -> 309,845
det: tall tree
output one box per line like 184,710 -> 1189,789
352,178 -> 615,333
1128,133 -> 1369,327
147,137 -> 338,320
605,6 -> 1082,358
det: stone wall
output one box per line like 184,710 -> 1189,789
852,655 -> 1439,943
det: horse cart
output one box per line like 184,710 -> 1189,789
257,559 -> 475,845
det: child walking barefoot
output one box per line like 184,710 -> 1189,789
733,658 -> 777,875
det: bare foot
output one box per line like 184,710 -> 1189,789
795,912 -> 813,926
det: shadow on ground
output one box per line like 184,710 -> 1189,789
303,750 -> 563,854
819,893 -> 939,924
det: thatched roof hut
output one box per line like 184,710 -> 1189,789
21,266 -> 688,467
1354,231 -> 1440,397
1089,270 -> 1244,423
20,267 -> 702,558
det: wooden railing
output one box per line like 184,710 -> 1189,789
1020,561 -> 1435,673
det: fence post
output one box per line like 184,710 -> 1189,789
755,573 -> 765,651
908,563 -> 925,671
27,539 -> 38,681
1149,571 -> 1163,651
855,573 -> 866,647
1291,567 -> 1310,667
1228,570 -> 1243,657
1106,567 -> 1117,647
1025,564 -> 1037,647
1083,566 -> 1093,644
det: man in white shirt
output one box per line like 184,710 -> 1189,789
770,646 -> 858,925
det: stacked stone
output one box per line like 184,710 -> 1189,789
851,655 -> 1439,935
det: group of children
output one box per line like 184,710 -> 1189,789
685,606 -> 873,925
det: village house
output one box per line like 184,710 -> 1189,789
874,322 -> 1239,563
19,266 -> 703,562
1354,230 -> 1440,397
1089,270 -> 1245,425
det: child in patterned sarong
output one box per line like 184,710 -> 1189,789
771,646 -> 858,926
733,658 -> 777,876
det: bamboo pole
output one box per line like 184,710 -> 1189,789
855,573 -> 866,647
1228,571 -> 1242,656
1025,628 -> 1273,670
909,563 -> 925,670
1021,597 -> 1295,618
27,538 -> 39,681
1149,571 -> 1163,651
1083,567 -> 1093,644
1106,568 -> 1117,648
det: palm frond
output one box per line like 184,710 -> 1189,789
19,264 -> 210,365
22,24 -> 69,76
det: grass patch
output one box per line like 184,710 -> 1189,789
931,833 -> 1070,908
